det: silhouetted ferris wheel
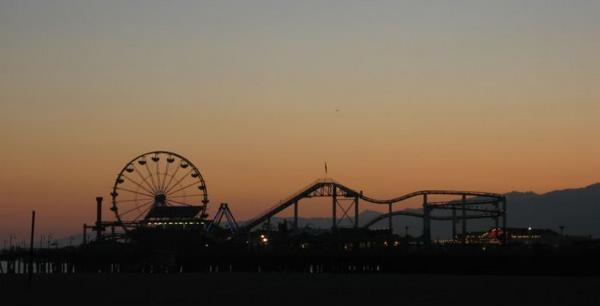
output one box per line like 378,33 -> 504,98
110,151 -> 209,231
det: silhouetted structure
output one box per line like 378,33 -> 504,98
2,151 -> 599,276
241,178 -> 506,245
208,203 -> 239,235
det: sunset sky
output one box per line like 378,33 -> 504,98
1,1 -> 599,242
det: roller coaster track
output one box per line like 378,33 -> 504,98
362,210 -> 502,229
241,178 -> 505,232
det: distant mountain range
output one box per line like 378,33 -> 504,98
264,183 -> 600,239
504,183 -> 600,238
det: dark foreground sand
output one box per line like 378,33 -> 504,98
1,273 -> 599,306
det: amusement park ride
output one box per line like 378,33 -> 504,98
84,150 -> 507,246
84,151 -> 237,243
6,151 -> 598,275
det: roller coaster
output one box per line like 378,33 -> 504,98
241,178 -> 506,244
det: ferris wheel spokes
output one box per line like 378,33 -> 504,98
141,158 -> 159,192
164,168 -> 195,194
122,174 -> 155,196
118,200 -> 153,218
167,180 -> 202,197
111,151 -> 210,231
160,156 -> 172,191
162,162 -> 181,194
132,164 -> 158,194
116,187 -> 154,198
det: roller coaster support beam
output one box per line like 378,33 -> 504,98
452,206 -> 457,240
354,196 -> 359,229
422,194 -> 431,245
461,195 -> 467,244
502,199 -> 507,243
332,185 -> 337,230
388,203 -> 393,233
495,201 -> 500,229
293,201 -> 298,230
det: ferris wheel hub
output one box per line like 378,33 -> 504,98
154,194 -> 167,206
